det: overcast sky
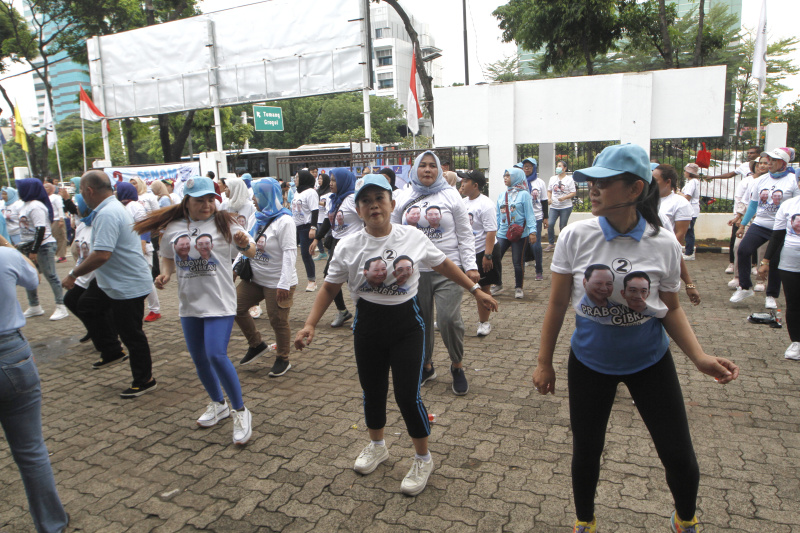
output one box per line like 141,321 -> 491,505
1,0 -> 798,123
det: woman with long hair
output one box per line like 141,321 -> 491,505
134,176 -> 257,445
532,144 -> 739,533
291,170 -> 319,292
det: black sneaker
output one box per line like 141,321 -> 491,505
240,342 -> 268,365
92,352 -> 128,370
451,365 -> 469,396
120,379 -> 157,399
421,364 -> 437,385
79,333 -> 91,343
268,357 -> 291,377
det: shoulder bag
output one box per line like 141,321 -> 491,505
504,192 -> 525,242
233,224 -> 268,283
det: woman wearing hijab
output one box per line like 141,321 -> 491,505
240,173 -> 255,199
116,182 -> 161,322
130,177 -> 159,214
234,178 -> 297,376
309,168 -> 359,327
151,180 -> 173,209
2,187 -> 23,245
292,170 -> 320,292
391,151 -> 479,396
17,179 -> 68,321
495,167 -> 537,300
314,172 -> 332,260
220,177 -> 256,231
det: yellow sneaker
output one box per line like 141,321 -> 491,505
670,511 -> 698,532
574,517 -> 596,533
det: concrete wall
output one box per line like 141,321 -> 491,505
556,212 -> 735,242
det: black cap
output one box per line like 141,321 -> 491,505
457,170 -> 486,189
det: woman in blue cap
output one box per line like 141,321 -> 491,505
532,144 -> 739,533
2,186 -> 22,244
296,174 -> 497,496
135,176 -> 257,445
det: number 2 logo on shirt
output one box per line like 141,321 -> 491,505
612,258 -> 632,274
383,249 -> 396,261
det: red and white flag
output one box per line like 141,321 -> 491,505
407,47 -> 423,135
79,86 -> 110,131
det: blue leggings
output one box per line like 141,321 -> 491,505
180,316 -> 243,410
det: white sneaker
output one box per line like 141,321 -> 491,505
23,305 -> 44,318
231,407 -> 252,445
477,322 -> 492,336
434,321 -> 439,331
249,305 -> 262,318
751,267 -> 759,276
49,304 -> 68,321
353,442 -> 389,474
197,401 -> 230,427
400,457 -> 434,496
765,296 -> 777,309
683,254 -> 695,261
730,288 -> 754,303
515,288 -> 524,299
727,278 -> 740,289
754,283 -> 765,292
490,284 -> 504,296
785,342 -> 800,360
724,263 -> 734,274
305,281 -> 317,292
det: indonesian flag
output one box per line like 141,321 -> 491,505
80,86 -> 110,131
407,47 -> 422,135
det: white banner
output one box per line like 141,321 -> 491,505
104,162 -> 200,186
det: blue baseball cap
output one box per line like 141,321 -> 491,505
354,174 -> 392,203
573,144 -> 652,184
183,176 -> 221,200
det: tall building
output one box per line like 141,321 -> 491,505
23,2 -> 91,127
370,4 -> 443,123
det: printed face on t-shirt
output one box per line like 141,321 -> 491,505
791,214 -> 800,235
335,210 -> 345,228
174,235 -> 191,261
425,207 -> 441,229
363,257 -> 388,288
772,190 -> 783,205
195,235 -> 213,260
406,206 -> 421,226
621,275 -> 650,314
256,235 -> 266,251
19,216 -> 28,230
80,242 -> 90,259
583,267 -> 614,307
392,258 -> 414,286
759,189 -> 770,204
237,215 -> 247,227
532,189 -> 539,201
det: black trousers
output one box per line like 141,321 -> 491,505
568,350 -> 699,522
76,280 -> 153,387
63,282 -> 118,349
738,224 -> 781,296
353,297 -> 430,439
323,238 -> 347,311
780,270 -> 800,342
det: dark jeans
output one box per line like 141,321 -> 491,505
323,238 -> 346,310
296,223 -> 315,281
684,217 -> 697,255
353,297 -> 430,439
76,281 -> 153,387
547,207 -> 572,245
568,350 -> 698,523
497,237 -> 526,288
531,218 -> 543,274
737,224 -> 780,296
780,270 -> 800,342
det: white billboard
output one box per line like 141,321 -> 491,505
88,0 -> 367,119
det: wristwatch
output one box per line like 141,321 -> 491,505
469,283 -> 481,293
68,270 -> 77,279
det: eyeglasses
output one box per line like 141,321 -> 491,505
585,177 -> 628,190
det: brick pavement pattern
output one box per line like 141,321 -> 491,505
2,250 -> 799,532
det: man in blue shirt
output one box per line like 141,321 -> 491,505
61,171 -> 156,399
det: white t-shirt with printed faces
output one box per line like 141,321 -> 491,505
4,200 -> 22,236
292,188 -> 319,226
160,217 -> 252,317
72,222 -> 96,289
326,224 -> 447,305
391,187 -> 477,272
773,196 -> 800,273
49,194 -> 65,221
734,175 -> 755,214
318,192 -> 333,215
139,191 -> 160,214
681,178 -> 701,217
463,194 -> 497,254
250,215 -> 298,290
328,195 -> 361,240
19,201 -> 55,245
658,192 -> 693,234
529,178 -> 548,220
748,173 -> 800,229
548,175 -> 576,210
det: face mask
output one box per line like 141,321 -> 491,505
555,167 -> 564,175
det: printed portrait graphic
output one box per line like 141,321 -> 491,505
621,271 -> 651,314
392,255 -> 414,288
790,214 -> 800,235
425,206 -> 442,230
173,234 -> 191,262
362,256 -> 388,289
195,234 -> 214,260
405,205 -> 422,226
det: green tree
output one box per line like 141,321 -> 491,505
774,98 -> 800,148
493,0 -> 622,75
484,54 -> 539,82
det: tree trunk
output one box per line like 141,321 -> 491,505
657,0 -> 674,68
123,118 -> 138,164
692,0 -> 705,66
583,38 -> 594,75
158,114 -> 173,162
171,110 -> 196,161
381,0 -> 435,124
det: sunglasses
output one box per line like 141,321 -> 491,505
585,176 -> 629,189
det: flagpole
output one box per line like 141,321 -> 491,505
1,147 -> 9,187
756,91 -> 762,146
25,150 -> 32,178
81,117 -> 87,172
54,137 -> 63,182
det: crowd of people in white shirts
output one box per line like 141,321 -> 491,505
4,140 -> 800,532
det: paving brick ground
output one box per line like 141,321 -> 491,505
2,249 -> 799,532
